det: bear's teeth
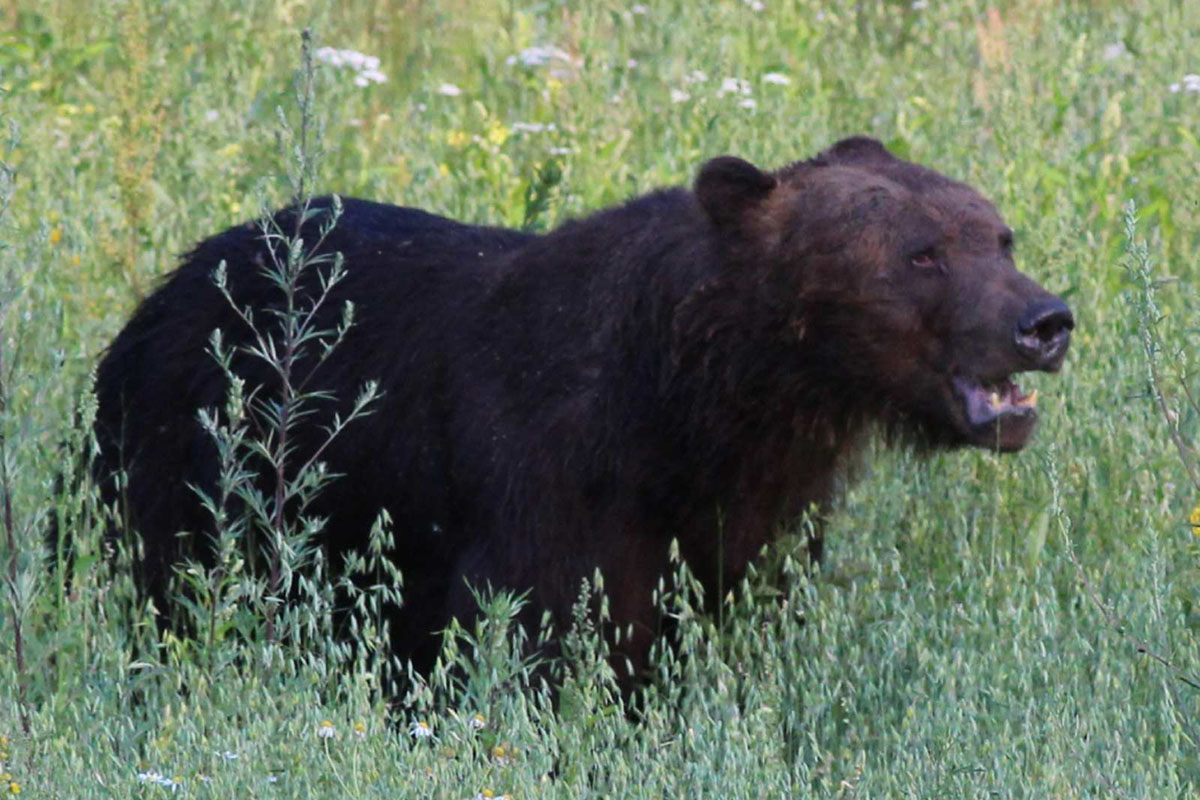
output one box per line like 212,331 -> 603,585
988,391 -> 1002,410
1017,389 -> 1038,408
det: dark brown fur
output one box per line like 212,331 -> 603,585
94,137 -> 1071,677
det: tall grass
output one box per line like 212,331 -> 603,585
1,0 -> 1199,796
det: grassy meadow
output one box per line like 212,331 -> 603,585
2,0 -> 1200,795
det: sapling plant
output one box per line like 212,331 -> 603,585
178,31 -> 383,678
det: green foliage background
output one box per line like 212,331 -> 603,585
2,0 -> 1200,796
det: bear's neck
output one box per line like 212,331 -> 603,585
500,188 -> 872,555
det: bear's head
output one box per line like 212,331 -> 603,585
693,136 -> 1073,452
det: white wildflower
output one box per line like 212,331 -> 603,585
506,45 -> 573,68
137,771 -> 182,791
317,720 -> 336,739
1170,74 -> 1200,94
204,109 -> 219,123
510,122 -> 556,133
437,83 -> 464,97
742,0 -> 765,10
314,46 -> 344,67
410,719 -> 434,738
719,77 -> 752,96
762,72 -> 791,85
631,4 -> 648,13
314,47 -> 387,87
1102,42 -> 1126,60
911,0 -> 928,9
549,146 -> 574,156
739,98 -> 757,110
684,69 -> 708,85
356,69 -> 388,86
468,713 -> 487,730
627,58 -> 639,68
670,88 -> 691,103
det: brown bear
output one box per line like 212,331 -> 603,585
94,136 -> 1072,676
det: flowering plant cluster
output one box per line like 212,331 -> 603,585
314,46 -> 387,87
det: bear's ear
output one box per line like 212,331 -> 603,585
817,136 -> 897,167
695,156 -> 777,230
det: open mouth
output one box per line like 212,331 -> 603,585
951,374 -> 1039,450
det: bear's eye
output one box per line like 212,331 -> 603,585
910,249 -> 939,270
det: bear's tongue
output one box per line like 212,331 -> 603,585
953,376 -> 1038,426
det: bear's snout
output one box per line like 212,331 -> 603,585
1014,296 -> 1073,372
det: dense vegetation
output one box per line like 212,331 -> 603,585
2,0 -> 1200,795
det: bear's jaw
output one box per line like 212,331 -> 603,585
951,374 -> 1039,452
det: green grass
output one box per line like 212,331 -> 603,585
3,0 -> 1200,796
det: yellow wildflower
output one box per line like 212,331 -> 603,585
1190,501 -> 1200,534
486,121 -> 509,146
492,743 -> 517,765
446,130 -> 471,148
49,228 -> 62,246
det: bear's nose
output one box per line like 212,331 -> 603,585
1015,298 -> 1074,371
